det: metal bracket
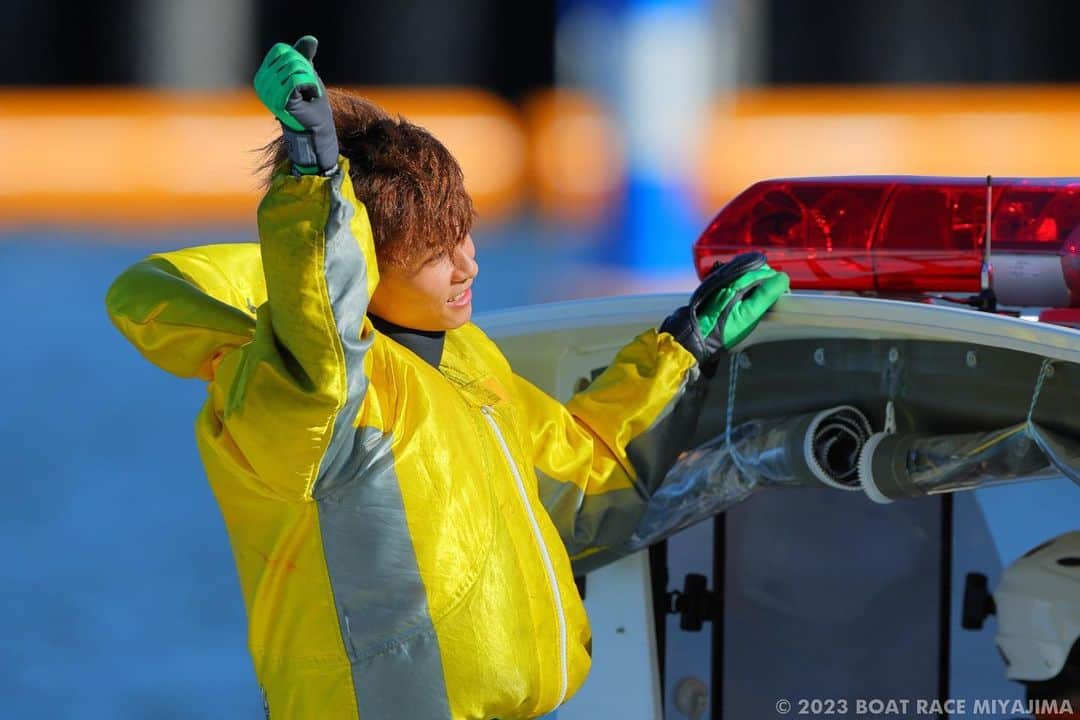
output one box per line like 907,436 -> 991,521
666,573 -> 721,632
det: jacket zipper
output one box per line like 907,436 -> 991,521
480,405 -> 569,706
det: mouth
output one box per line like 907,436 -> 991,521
447,286 -> 472,307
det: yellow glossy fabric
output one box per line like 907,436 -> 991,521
106,159 -> 699,719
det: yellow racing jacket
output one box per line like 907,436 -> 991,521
106,160 -> 706,719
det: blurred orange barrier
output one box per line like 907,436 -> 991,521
525,85 -> 1080,223
5,86 -> 1080,229
698,85 -> 1080,215
0,88 -> 525,228
523,90 -> 624,223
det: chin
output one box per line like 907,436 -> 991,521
443,306 -> 473,330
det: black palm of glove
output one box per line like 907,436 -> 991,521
254,36 -> 339,175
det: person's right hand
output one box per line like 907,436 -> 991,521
254,35 -> 339,175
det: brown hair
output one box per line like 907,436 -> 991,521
260,88 -> 475,269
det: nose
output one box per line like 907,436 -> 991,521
453,238 -> 479,281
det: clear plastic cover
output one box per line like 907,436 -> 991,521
626,404 -> 873,551
628,348 -> 1079,552
861,359 -> 1080,502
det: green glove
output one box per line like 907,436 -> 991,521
254,36 -> 338,174
255,37 -> 323,132
660,252 -> 789,372
697,265 -> 789,348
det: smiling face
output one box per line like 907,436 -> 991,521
368,234 -> 479,331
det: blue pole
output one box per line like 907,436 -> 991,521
558,0 -> 713,274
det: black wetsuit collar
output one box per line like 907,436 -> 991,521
369,314 -> 446,369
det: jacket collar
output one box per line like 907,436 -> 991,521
369,314 -> 446,369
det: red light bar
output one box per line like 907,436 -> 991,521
694,177 -> 1080,307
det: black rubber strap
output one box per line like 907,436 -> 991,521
688,252 -> 766,316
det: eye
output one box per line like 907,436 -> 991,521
425,249 -> 448,266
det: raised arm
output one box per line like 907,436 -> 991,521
106,36 -> 346,384
107,37 -> 381,500
202,159 -> 378,499
198,36 -> 382,500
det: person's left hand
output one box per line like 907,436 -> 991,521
660,252 -> 789,369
